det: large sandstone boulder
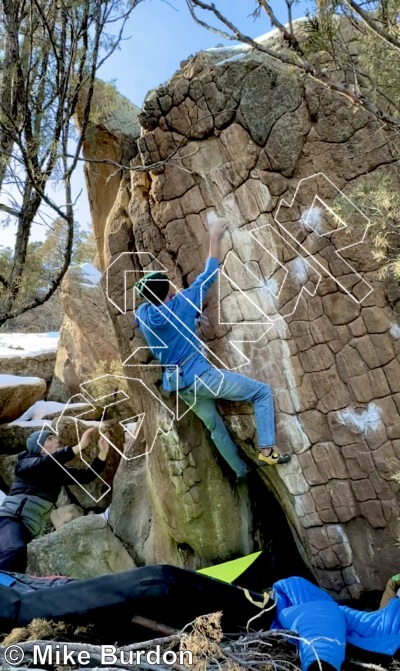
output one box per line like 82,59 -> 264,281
27,515 -> 136,578
0,375 -> 46,423
0,422 -> 49,455
75,80 -> 141,268
78,43 -> 400,598
0,453 -> 17,489
48,263 -> 123,404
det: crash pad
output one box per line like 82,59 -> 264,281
0,564 -> 275,638
196,551 -> 262,584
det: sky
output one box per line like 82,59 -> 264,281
0,0 -> 310,250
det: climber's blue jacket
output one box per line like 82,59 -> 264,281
272,577 -> 400,670
135,256 -> 219,390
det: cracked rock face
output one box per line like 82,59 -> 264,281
79,48 -> 400,597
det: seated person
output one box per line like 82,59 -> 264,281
0,427 -> 109,573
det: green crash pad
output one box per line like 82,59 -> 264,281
196,552 -> 261,584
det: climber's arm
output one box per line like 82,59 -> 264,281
180,219 -> 228,312
63,434 -> 109,485
208,218 -> 228,263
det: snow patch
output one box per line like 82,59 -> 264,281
390,323 -> 400,339
0,374 -> 44,388
337,403 -> 382,434
206,19 -> 308,56
0,332 -> 59,358
215,52 -> 247,67
10,400 -> 91,423
206,45 -> 247,56
8,419 -> 49,427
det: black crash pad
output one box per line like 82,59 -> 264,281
0,565 -> 276,637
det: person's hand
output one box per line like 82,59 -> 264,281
72,427 -> 96,454
209,217 -> 229,241
98,434 -> 110,460
80,427 -> 96,449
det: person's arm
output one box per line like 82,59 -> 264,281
15,428 -> 96,482
15,445 -> 77,481
208,218 -> 228,263
64,434 -> 110,485
181,218 -> 228,312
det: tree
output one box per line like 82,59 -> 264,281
0,0 -> 141,327
186,0 -> 400,280
186,0 -> 400,127
0,219 -> 97,314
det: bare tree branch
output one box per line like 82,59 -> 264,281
257,0 -> 303,53
0,0 -> 140,326
342,0 -> 400,54
186,0 -> 400,127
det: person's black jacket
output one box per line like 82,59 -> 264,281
9,446 -> 106,503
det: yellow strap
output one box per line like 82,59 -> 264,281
243,588 -> 270,609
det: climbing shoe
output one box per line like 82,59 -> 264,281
256,448 -> 291,466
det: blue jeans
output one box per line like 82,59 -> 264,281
179,366 -> 275,477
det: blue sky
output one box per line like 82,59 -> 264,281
98,0 -> 310,107
1,0 -> 310,249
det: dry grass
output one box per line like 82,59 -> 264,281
0,613 -> 396,671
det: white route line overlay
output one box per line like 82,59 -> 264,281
42,172 -> 373,494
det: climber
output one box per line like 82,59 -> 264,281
134,217 -> 291,482
0,427 -> 109,573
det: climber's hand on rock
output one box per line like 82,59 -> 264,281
72,427 -> 95,454
209,217 -> 229,241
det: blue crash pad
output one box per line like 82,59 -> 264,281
271,576 -> 400,670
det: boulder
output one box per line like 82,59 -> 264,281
74,81 -> 141,268
48,264 -> 124,406
0,333 -> 58,384
76,39 -> 400,598
0,375 -> 46,423
0,453 -> 17,489
50,504 -> 84,530
27,515 -> 136,578
0,421 -> 49,454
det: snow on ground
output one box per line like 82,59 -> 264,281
0,374 -> 45,387
0,332 -> 59,358
206,18 -> 308,56
10,400 -> 92,423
